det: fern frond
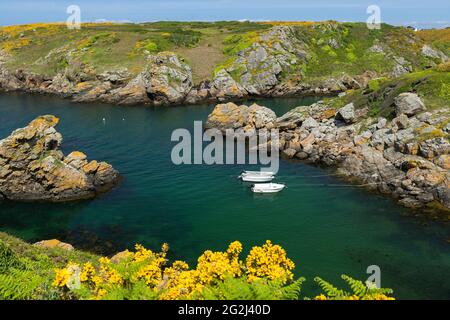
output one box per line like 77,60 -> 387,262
0,268 -> 44,299
280,277 -> 305,300
341,275 -> 366,297
314,277 -> 347,297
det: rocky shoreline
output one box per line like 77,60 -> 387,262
1,24 -> 423,107
0,115 -> 119,202
206,92 -> 450,212
0,50 -> 372,107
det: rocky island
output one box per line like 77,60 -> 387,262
0,115 -> 119,202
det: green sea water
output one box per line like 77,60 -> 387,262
0,92 -> 449,299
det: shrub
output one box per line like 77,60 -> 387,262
144,41 -> 158,53
51,240 -> 395,300
436,61 -> 450,72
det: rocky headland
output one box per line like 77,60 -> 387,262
0,115 -> 119,202
0,22 -> 447,106
206,70 -> 450,212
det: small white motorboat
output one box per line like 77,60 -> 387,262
242,170 -> 275,176
251,183 -> 286,193
240,174 -> 275,183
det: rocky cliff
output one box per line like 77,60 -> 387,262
0,22 -> 447,106
206,69 -> 450,211
0,115 -> 119,202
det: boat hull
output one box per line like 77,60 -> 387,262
251,183 -> 285,193
241,175 -> 274,182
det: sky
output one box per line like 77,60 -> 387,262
0,0 -> 449,29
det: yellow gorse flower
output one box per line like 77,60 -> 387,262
52,262 -> 79,288
134,244 -> 155,262
80,262 -> 95,282
245,240 -> 295,284
53,268 -> 72,287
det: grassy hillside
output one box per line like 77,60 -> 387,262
0,21 -> 446,86
325,66 -> 450,120
0,232 -> 98,299
0,21 -> 270,81
296,23 -> 434,81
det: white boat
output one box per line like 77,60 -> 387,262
240,174 -> 274,182
242,170 -> 275,176
251,183 -> 285,193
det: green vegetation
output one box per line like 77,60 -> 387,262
0,233 -> 395,300
313,275 -> 394,300
0,232 -> 97,299
222,32 -> 260,56
297,22 -> 434,83
326,68 -> 450,119
417,28 -> 450,56
1,21 -> 443,85
0,21 -> 271,79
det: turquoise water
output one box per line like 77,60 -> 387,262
0,92 -> 449,299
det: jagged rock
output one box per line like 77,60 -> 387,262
205,102 -> 248,131
282,148 -> 297,159
0,115 -> 119,202
145,52 -> 193,105
34,239 -> 74,251
391,56 -> 412,77
399,197 -> 424,209
354,131 -> 372,146
336,103 -> 355,124
394,93 -> 426,116
97,68 -> 131,84
246,104 -> 277,130
276,107 -> 307,130
300,133 -> 315,149
295,151 -> 309,160
301,117 -> 319,130
210,70 -> 246,100
368,44 -> 384,53
419,137 -> 450,159
376,118 -> 387,130
74,81 -> 112,102
111,250 -> 134,263
328,38 -> 340,49
391,64 -> 411,77
393,114 -> 409,129
417,112 -> 432,123
421,45 -> 448,61
218,26 -> 308,96
106,72 -> 150,105
435,155 -> 450,170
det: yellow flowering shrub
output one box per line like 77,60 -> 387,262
1,38 -> 32,53
246,240 -> 295,284
52,241 -> 395,300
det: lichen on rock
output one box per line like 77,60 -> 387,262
0,115 -> 119,202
